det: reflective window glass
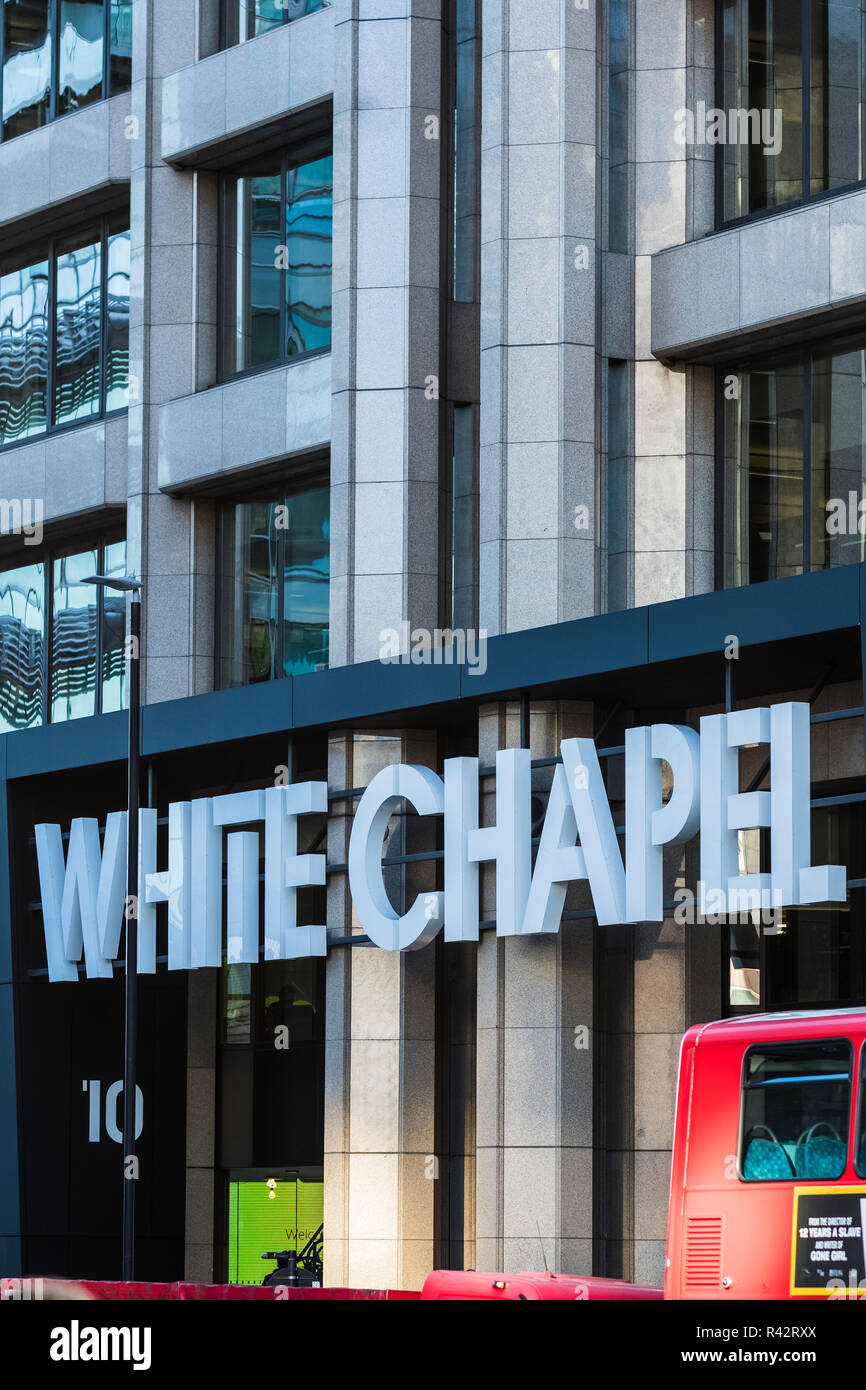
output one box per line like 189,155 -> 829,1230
54,231 -> 101,425
108,0 -> 131,93
0,560 -> 43,731
58,0 -> 104,115
285,156 -> 332,357
222,0 -> 329,47
51,547 -> 98,721
219,487 -> 330,688
2,0 -> 51,141
101,537 -> 126,711
857,1046 -> 866,1177
281,487 -> 329,675
222,171 -> 281,375
0,255 -> 49,446
104,221 -> 129,411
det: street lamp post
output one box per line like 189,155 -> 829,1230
85,573 -> 142,1282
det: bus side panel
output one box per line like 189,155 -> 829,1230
664,1032 -> 698,1300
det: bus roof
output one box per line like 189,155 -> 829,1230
687,1007 -> 866,1049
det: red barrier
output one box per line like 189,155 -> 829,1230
66,1280 -> 420,1301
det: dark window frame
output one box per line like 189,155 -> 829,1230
213,470 -> 330,690
216,140 -> 333,385
0,527 -> 126,734
715,0 -> 866,230
0,0 -> 131,146
715,331 -> 866,591
0,211 -> 129,453
855,1042 -> 866,1177
737,1036 -> 854,1183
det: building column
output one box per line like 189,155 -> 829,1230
479,2 -> 598,636
324,729 -> 439,1290
330,1 -> 443,666
183,970 -> 217,1283
475,700 -> 595,1274
128,0 -> 217,705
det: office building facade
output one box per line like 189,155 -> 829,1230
2,0 -> 866,1290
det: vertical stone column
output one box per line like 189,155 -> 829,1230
330,1 -> 442,666
633,0 -> 715,605
475,700 -> 595,1274
479,2 -> 598,637
128,0 -> 216,706
323,729 -> 439,1290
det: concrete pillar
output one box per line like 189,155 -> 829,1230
330,1 -> 443,666
128,0 -> 216,705
323,728 -> 439,1290
633,0 -> 715,606
475,700 -> 595,1274
479,2 -> 598,636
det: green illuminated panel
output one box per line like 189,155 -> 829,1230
228,1178 -> 324,1285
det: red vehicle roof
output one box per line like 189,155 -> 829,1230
686,1007 -> 866,1049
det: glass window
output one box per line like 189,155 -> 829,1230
54,228 -> 101,426
722,336 -> 866,588
58,0 -> 104,114
0,534 -> 125,733
0,253 -> 49,446
219,487 -> 329,688
101,536 -> 126,711
221,0 -> 329,49
108,0 -> 130,93
220,152 -> 332,378
0,217 -> 128,449
1,1 -> 130,144
740,1040 -> 852,1182
2,0 -> 51,141
721,0 -> 866,224
0,560 -> 43,731
453,0 -> 480,301
608,0 -> 630,250
285,156 -> 332,358
51,546 -> 98,721
607,360 -> 631,611
104,219 -> 130,412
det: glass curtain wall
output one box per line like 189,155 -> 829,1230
1,0 -> 131,142
721,0 -> 866,222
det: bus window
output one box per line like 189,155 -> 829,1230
857,1047 -> 866,1179
740,1040 -> 852,1182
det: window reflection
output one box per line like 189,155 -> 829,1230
222,0 -> 329,48
219,488 -> 329,688
0,218 -> 127,447
285,156 -> 332,358
0,561 -> 43,731
221,153 -> 332,378
2,0 -> 51,140
51,547 -> 98,722
104,222 -> 130,411
54,231 -> 101,425
108,0 -> 131,92
0,255 -> 49,446
58,0 -> 104,114
101,538 -> 126,711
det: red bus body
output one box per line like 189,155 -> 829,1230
665,1008 -> 866,1300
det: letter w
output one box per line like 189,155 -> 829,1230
35,814 -> 127,981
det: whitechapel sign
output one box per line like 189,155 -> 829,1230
35,703 -> 846,982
